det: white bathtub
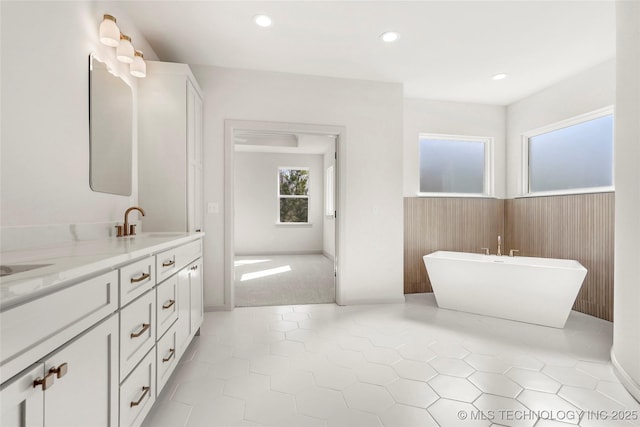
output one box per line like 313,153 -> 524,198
423,251 -> 587,328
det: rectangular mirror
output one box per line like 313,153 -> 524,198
89,53 -> 133,196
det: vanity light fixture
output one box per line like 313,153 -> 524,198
98,14 -> 146,77
380,31 -> 400,42
130,51 -> 146,78
492,73 -> 508,81
99,15 -> 120,47
254,14 -> 272,27
116,34 -> 135,63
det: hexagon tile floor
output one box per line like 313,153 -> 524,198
142,294 -> 640,427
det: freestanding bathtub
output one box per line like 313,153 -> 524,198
423,251 -> 587,328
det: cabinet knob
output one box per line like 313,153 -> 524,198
130,323 -> 150,338
190,265 -> 198,271
33,372 -> 55,390
49,363 -> 68,379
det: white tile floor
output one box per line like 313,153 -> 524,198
142,294 -> 640,427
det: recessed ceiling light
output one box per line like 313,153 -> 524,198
380,31 -> 400,43
254,14 -> 272,27
492,73 -> 508,81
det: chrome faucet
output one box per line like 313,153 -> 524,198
116,206 -> 145,237
497,235 -> 502,256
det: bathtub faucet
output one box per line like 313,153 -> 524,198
497,235 -> 502,256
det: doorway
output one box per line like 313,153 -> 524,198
224,120 -> 343,308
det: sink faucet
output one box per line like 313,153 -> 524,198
116,206 -> 145,237
497,235 -> 502,256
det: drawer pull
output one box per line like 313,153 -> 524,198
130,323 -> 150,338
190,265 -> 198,271
162,299 -> 175,310
130,273 -> 150,283
162,348 -> 176,363
162,260 -> 175,267
49,363 -> 68,379
130,386 -> 151,407
33,372 -> 55,390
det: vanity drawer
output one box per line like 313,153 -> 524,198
120,349 -> 156,427
156,240 -> 201,283
156,275 -> 178,339
156,322 -> 178,396
0,270 -> 118,384
120,291 -> 155,380
120,256 -> 155,307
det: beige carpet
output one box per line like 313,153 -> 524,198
234,254 -> 335,307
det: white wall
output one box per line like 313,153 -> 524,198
191,65 -> 404,308
323,147 -> 336,258
505,60 -> 616,198
0,1 -> 157,244
403,99 -> 507,198
612,0 -> 640,402
234,151 -> 323,254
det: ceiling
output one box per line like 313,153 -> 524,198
119,1 -> 616,106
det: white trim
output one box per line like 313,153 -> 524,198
418,133 -> 494,197
225,119 -> 346,309
417,192 -> 497,199
516,187 -> 614,198
521,106 -> 615,196
275,222 -> 313,226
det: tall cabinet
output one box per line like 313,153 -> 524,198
138,61 -> 204,232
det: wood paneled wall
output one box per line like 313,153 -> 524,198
504,193 -> 614,321
404,198 -> 504,294
404,193 -> 614,321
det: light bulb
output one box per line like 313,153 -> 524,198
130,51 -> 146,78
116,34 -> 134,63
254,15 -> 272,27
380,31 -> 400,42
99,14 -> 120,47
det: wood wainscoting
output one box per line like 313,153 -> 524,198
404,197 -> 505,294
404,193 -> 614,321
505,193 -> 614,321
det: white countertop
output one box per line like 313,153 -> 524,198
0,232 -> 204,311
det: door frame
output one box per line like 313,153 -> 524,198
224,119 -> 345,309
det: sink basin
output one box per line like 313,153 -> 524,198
0,264 -> 52,277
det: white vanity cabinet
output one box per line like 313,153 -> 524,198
1,315 -> 119,427
138,61 -> 204,233
0,234 -> 204,427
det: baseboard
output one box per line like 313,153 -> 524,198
337,295 -> 406,306
611,349 -> 640,403
205,305 -> 232,312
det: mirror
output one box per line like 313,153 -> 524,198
89,54 -> 133,196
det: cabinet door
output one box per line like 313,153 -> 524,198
175,267 -> 191,357
189,259 -> 203,335
44,315 -> 118,427
0,364 -> 44,427
186,80 -> 203,232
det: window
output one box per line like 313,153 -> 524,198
419,134 -> 493,196
325,165 -> 334,217
278,167 -> 309,223
524,109 -> 613,195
